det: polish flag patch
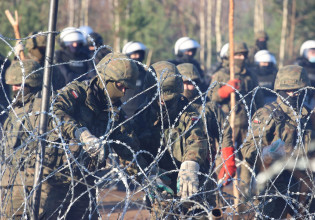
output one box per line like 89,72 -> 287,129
71,90 -> 79,99
253,117 -> 261,124
191,116 -> 199,121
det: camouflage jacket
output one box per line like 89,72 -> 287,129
242,97 -> 312,167
191,99 -> 233,152
52,77 -> 147,166
210,66 -> 264,122
130,96 -> 208,173
2,91 -> 62,186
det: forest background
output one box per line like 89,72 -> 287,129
0,0 -> 315,71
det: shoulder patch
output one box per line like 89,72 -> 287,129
253,117 -> 261,124
191,116 -> 199,121
71,90 -> 79,99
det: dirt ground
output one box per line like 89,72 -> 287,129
98,183 -> 257,220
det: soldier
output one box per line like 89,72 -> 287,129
210,42 -> 264,202
0,53 -> 11,123
295,40 -> 315,86
247,30 -> 269,65
87,32 -> 111,64
25,31 -> 66,90
131,61 -> 215,218
168,37 -> 206,91
210,42 -> 264,148
54,27 -> 94,84
242,65 -> 313,218
121,41 -> 148,118
252,50 -> 278,104
0,59 -> 64,219
176,63 -> 236,186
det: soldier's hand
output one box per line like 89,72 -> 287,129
75,127 -> 104,158
218,79 -> 240,99
177,161 -> 200,199
218,146 -> 236,186
14,41 -> 24,57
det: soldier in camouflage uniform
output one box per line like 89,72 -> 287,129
131,61 -> 214,219
25,31 -> 66,90
0,59 -> 65,219
52,52 -> 151,218
242,65 -> 314,218
177,63 -> 236,187
247,30 -> 269,65
210,42 -> 264,148
210,42 -> 264,203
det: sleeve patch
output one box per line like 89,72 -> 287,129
253,117 -> 261,124
71,90 -> 79,99
191,116 -> 199,121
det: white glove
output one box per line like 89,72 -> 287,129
14,41 -> 24,56
74,127 -> 104,158
177,161 -> 200,199
262,138 -> 285,161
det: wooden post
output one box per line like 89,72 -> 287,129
229,0 -> 239,214
5,10 -> 25,60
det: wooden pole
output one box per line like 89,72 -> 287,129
229,0 -> 239,214
5,10 -> 25,60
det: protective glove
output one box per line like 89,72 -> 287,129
177,161 -> 200,199
218,79 -> 240,99
14,41 -> 24,57
262,138 -> 285,161
147,175 -> 174,200
218,146 -> 236,186
74,127 -> 105,160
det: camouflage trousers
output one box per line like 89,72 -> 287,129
1,168 -> 99,219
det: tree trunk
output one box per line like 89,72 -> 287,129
259,0 -> 264,31
206,0 -> 213,70
215,0 -> 222,53
288,0 -> 296,60
279,0 -> 288,67
199,0 -> 206,71
113,0 -> 120,52
68,0 -> 74,27
254,0 -> 264,34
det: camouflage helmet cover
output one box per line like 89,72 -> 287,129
149,61 -> 183,101
227,42 -> 248,57
176,63 -> 201,82
25,31 -> 47,50
255,30 -> 269,41
274,65 -> 310,91
5,59 -> 43,88
96,52 -> 139,89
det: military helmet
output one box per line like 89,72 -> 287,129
96,52 -> 139,89
59,27 -> 87,47
5,59 -> 43,88
79,26 -> 94,37
176,63 -> 201,82
25,31 -> 47,50
227,42 -> 248,57
148,61 -> 183,101
254,50 -> 276,65
122,41 -> 147,55
174,37 -> 200,56
299,40 -> 315,57
255,30 -> 269,41
220,43 -> 229,59
274,65 -> 310,91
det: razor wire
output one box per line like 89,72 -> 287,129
0,31 -> 315,220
